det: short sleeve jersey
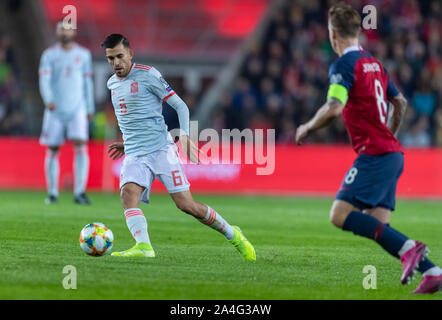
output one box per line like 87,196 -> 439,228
326,46 -> 402,155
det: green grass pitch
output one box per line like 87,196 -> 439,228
0,190 -> 441,300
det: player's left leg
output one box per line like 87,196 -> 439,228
155,143 -> 255,260
363,207 -> 390,224
170,190 -> 256,261
67,109 -> 90,204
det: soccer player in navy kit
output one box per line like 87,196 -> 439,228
296,2 -> 441,294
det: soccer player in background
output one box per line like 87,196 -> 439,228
102,34 -> 255,260
39,22 -> 95,205
295,2 -> 441,294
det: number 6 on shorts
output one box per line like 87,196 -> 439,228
172,170 -> 183,187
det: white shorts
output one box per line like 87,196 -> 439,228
39,109 -> 89,146
120,143 -> 190,204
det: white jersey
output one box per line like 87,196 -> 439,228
107,63 -> 177,156
39,43 -> 95,121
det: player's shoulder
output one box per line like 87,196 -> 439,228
134,63 -> 153,72
133,63 -> 155,76
133,63 -> 162,80
107,73 -> 118,88
74,43 -> 92,57
329,49 -> 372,78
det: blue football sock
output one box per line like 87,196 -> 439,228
343,211 -> 408,258
387,223 -> 435,274
417,257 -> 436,274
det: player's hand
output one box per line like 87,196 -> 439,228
295,124 -> 310,146
87,113 -> 94,122
179,134 -> 203,164
108,142 -> 125,160
46,103 -> 56,111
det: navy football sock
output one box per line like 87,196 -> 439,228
343,211 -> 408,258
417,257 -> 436,274
387,222 -> 435,274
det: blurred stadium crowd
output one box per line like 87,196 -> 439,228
1,0 -> 441,148
0,32 -> 24,135
212,0 -> 442,147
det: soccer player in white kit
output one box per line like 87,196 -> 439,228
102,34 -> 255,260
39,22 -> 95,205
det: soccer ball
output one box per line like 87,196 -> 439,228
79,222 -> 114,256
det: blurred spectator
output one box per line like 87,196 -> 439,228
216,0 -> 442,147
0,33 -> 24,136
402,115 -> 431,147
435,108 -> 442,147
412,70 -> 437,116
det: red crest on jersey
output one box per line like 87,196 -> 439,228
131,81 -> 138,93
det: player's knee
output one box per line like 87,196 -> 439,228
120,184 -> 139,207
329,209 -> 341,228
329,200 -> 355,229
329,208 -> 348,229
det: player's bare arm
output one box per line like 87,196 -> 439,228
296,97 -> 344,145
178,135 -> 203,164
108,142 -> 125,160
388,93 -> 407,135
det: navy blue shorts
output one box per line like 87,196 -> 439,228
336,152 -> 404,211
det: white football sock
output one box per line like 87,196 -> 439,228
398,239 -> 416,256
74,144 -> 90,196
198,206 -> 235,240
124,208 -> 151,245
423,266 -> 442,277
45,148 -> 59,196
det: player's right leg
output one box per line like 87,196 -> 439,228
330,200 -> 427,284
44,146 -> 60,204
364,209 -> 442,293
40,110 -> 64,204
67,110 -> 91,205
111,182 -> 155,258
111,156 -> 155,258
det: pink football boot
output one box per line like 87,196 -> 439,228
400,241 -> 428,285
413,274 -> 442,294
